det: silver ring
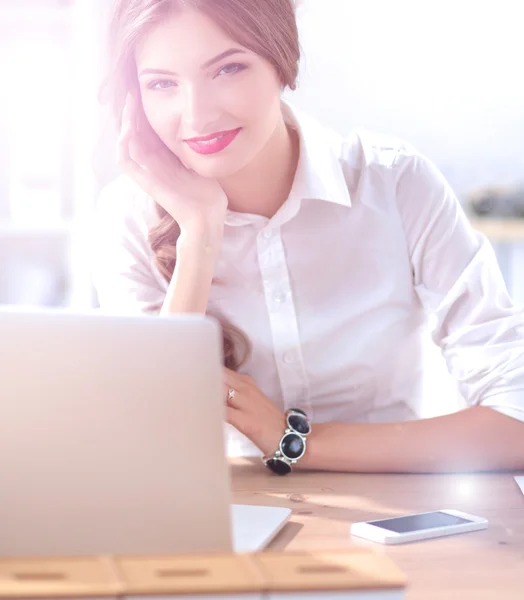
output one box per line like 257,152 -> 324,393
227,388 -> 236,403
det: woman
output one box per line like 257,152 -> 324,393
94,0 -> 524,474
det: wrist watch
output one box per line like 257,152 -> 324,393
262,408 -> 311,475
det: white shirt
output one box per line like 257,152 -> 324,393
93,100 -> 524,457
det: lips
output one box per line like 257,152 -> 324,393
184,127 -> 242,156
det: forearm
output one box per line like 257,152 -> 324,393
299,406 -> 524,473
160,225 -> 223,316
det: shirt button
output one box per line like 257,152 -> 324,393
273,291 -> 286,303
263,229 -> 273,240
283,351 -> 298,364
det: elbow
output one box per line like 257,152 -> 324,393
474,406 -> 524,470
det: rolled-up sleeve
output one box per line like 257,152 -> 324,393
395,150 -> 524,422
91,177 -> 167,314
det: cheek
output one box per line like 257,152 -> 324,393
232,77 -> 280,125
141,96 -> 181,144
237,84 -> 282,145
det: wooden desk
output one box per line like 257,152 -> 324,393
469,217 -> 524,242
231,459 -> 524,600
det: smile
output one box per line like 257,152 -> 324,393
184,128 -> 242,155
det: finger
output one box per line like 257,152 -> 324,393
117,124 -> 133,170
226,406 -> 244,431
136,139 -> 186,181
118,96 -> 134,160
226,406 -> 258,443
119,94 -> 144,165
128,136 -> 150,167
134,98 -> 164,153
224,367 -> 251,383
223,367 -> 243,389
118,129 -> 153,193
223,371 -> 243,398
120,93 -> 135,137
224,382 -> 242,409
125,92 -> 138,126
118,98 -> 146,168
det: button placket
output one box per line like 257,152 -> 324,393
257,229 -> 310,410
283,350 -> 298,364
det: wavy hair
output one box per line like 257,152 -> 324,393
101,0 -> 300,369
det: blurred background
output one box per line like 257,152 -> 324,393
0,0 -> 523,301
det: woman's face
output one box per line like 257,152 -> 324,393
135,8 -> 284,179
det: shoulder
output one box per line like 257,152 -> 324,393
285,100 -> 423,179
337,129 -> 450,206
339,128 -> 420,173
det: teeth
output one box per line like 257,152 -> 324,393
195,133 -> 227,145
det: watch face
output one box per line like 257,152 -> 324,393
280,433 -> 305,460
287,413 -> 311,435
266,458 -> 292,475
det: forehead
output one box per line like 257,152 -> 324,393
135,8 -> 247,69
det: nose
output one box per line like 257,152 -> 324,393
180,84 -> 220,136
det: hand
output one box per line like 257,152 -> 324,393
223,368 -> 286,456
118,93 -> 228,234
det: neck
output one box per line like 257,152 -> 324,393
218,114 -> 299,220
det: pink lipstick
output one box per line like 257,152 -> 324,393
184,127 -> 242,155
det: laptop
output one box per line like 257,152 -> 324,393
0,308 -> 290,557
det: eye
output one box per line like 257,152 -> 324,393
217,63 -> 247,77
148,79 -> 177,90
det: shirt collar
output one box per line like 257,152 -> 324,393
282,99 -> 352,208
224,98 -> 351,226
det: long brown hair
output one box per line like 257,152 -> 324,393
101,0 -> 300,369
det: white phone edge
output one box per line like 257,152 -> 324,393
350,509 -> 488,545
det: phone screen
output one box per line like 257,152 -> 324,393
370,511 -> 474,533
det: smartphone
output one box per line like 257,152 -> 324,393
350,509 -> 488,545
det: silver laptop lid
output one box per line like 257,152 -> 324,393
0,309 -> 232,557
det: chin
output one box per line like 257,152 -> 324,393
184,153 -> 250,180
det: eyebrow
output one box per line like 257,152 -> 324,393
138,48 -> 246,77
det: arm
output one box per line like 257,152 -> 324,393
396,150 -> 524,427
96,93 -> 228,316
160,225 -> 223,315
300,148 -> 524,473
225,147 -> 524,474
312,147 -> 523,473
92,180 -> 168,314
92,188 -> 223,316
299,406 -> 524,472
